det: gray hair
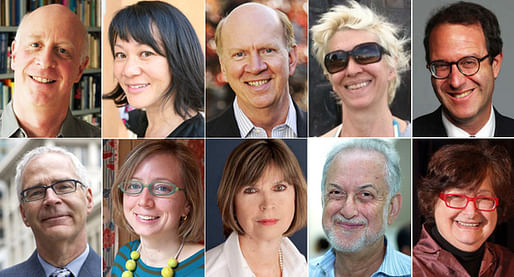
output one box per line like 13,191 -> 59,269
15,146 -> 89,203
321,139 -> 401,204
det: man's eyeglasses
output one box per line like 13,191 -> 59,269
427,54 -> 490,79
21,179 -> 85,202
439,192 -> 498,212
119,180 -> 181,197
324,42 -> 389,74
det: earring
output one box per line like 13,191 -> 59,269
182,215 -> 188,221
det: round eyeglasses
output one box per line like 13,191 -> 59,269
439,192 -> 498,212
324,42 -> 389,74
20,179 -> 84,202
119,180 -> 181,196
427,54 -> 490,79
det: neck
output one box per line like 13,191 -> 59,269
238,234 -> 282,277
144,103 -> 192,138
36,233 -> 87,268
139,235 -> 183,267
237,94 -> 290,137
334,236 -> 385,277
340,104 -> 394,137
443,106 -> 492,136
12,98 -> 68,137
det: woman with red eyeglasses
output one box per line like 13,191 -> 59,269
414,143 -> 514,276
310,1 -> 410,137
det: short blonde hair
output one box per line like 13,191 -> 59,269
111,140 -> 204,243
214,3 -> 295,57
311,1 -> 409,104
217,139 -> 306,237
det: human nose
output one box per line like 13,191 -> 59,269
137,187 -> 154,207
461,198 -> 479,215
447,64 -> 467,89
122,56 -> 142,77
35,47 -> 56,69
259,191 -> 276,211
246,53 -> 267,74
339,196 -> 359,219
344,57 -> 363,76
42,187 -> 62,206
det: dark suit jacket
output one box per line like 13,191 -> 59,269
206,100 -> 307,137
413,106 -> 514,137
0,247 -> 101,277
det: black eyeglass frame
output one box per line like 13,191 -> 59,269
20,179 -> 85,202
427,54 -> 490,79
324,42 -> 390,74
119,180 -> 182,197
439,192 -> 499,212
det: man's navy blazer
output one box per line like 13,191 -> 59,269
0,247 -> 101,277
413,106 -> 514,137
206,100 -> 307,137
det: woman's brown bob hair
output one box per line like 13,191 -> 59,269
418,143 -> 514,223
217,139 -> 307,237
111,140 -> 204,242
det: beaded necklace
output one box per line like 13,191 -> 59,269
122,240 -> 185,277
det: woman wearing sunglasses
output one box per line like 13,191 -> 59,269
414,143 -> 514,276
311,1 -> 410,137
110,140 -> 204,277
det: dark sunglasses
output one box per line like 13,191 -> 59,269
324,42 -> 389,74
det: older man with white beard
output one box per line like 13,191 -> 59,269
309,139 -> 411,277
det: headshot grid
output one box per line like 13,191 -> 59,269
1,0 -> 514,276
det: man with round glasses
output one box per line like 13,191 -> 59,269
0,146 -> 100,276
413,1 -> 514,137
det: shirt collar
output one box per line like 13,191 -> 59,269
442,106 -> 495,137
37,244 -> 90,277
0,101 -> 74,138
233,95 -> 297,138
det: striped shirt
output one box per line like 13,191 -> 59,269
309,238 -> 411,277
233,95 -> 297,138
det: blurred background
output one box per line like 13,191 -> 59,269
205,0 -> 308,120
0,139 -> 102,269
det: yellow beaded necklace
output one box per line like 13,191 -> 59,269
122,240 -> 185,277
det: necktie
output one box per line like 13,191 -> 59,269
49,268 -> 73,277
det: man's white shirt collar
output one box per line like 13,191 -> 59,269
442,105 -> 495,137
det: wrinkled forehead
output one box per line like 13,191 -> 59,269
22,153 -> 77,187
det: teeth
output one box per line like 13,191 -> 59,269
137,215 -> 158,220
346,81 -> 370,90
458,221 -> 479,227
453,89 -> 473,98
129,84 -> 148,89
32,76 -> 54,83
247,80 -> 269,86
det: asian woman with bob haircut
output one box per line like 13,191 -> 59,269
104,1 -> 204,138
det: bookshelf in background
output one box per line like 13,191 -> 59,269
0,0 -> 102,127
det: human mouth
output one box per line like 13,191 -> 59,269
257,218 -> 278,226
456,220 -> 480,228
345,80 -> 371,90
31,75 -> 56,84
135,214 -> 160,221
128,84 -> 149,89
246,79 -> 270,87
449,89 -> 473,99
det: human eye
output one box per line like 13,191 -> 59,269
114,52 -> 126,60
25,187 -> 44,198
232,51 -> 244,59
356,191 -> 375,202
29,42 -> 40,48
152,182 -> 174,195
141,51 -> 155,58
262,48 -> 274,54
54,180 -> 76,192
243,187 -> 257,194
123,181 -> 142,193
273,183 -> 288,192
327,188 -> 345,200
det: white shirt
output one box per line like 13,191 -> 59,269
442,106 -> 495,137
206,232 -> 307,277
233,95 -> 298,138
